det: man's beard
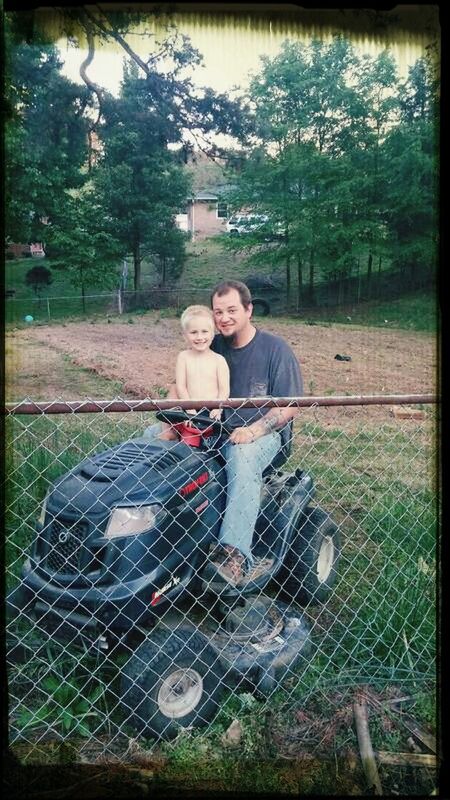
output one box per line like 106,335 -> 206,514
222,330 -> 236,345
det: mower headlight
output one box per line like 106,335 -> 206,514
105,504 -> 162,539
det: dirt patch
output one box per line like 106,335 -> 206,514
6,314 -> 437,428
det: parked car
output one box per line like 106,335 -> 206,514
226,215 -> 285,240
226,214 -> 269,235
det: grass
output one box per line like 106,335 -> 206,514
4,412 -> 152,584
6,410 -> 437,697
5,305 -> 437,788
302,289 -> 439,333
281,415 -> 437,691
5,245 -> 438,333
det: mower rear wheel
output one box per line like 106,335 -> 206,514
251,298 -> 270,316
282,506 -> 340,604
121,627 -> 226,739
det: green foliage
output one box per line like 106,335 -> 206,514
16,674 -> 105,737
5,18 -> 248,299
222,37 -> 438,307
4,31 -> 90,243
46,190 -> 123,296
382,119 -> 438,279
90,61 -> 194,290
307,290 -> 438,332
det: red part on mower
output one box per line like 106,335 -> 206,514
173,422 -> 214,447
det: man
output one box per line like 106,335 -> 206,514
206,279 -> 303,586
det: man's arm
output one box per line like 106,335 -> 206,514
229,338 -> 302,445
228,406 -> 298,444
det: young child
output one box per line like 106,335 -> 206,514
176,304 -> 230,424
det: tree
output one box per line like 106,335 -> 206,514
382,119 -> 438,282
46,191 -> 123,312
223,37 -> 365,306
5,9 -> 250,296
223,36 -> 438,308
25,265 -> 53,297
4,19 -> 91,243
90,60 -> 192,290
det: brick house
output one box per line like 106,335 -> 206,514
6,241 -> 45,259
176,191 -> 228,240
174,150 -> 232,240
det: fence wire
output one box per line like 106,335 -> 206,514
5,396 -> 438,764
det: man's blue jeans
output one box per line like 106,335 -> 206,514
143,423 -> 281,568
218,432 -> 281,568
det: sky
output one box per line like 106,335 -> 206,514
57,10 -> 435,99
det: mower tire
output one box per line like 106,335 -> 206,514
251,298 -> 270,316
281,506 -> 340,604
121,627 -> 227,739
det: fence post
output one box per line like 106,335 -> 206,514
46,297 -> 51,322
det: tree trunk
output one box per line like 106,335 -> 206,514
286,257 -> 291,311
133,243 -> 141,292
161,256 -> 167,287
297,257 -> 303,312
308,248 -> 315,305
81,282 -> 86,314
357,258 -> 361,304
88,130 -> 94,173
367,252 -> 373,299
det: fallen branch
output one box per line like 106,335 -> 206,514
364,690 -> 436,754
400,719 -> 437,754
377,751 -> 437,768
353,690 -> 383,795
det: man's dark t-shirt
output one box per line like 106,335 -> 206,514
211,329 -> 303,455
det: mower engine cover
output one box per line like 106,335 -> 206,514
20,438 -> 226,633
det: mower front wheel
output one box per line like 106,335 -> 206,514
121,627 -> 226,739
281,506 -> 340,604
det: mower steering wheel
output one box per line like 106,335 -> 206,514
155,408 -> 232,436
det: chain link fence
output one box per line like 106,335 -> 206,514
5,263 -> 436,325
5,395 -> 438,766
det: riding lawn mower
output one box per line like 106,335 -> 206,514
7,409 -> 341,739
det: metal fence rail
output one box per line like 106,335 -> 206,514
5,395 -> 438,764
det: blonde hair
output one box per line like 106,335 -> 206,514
180,304 -> 215,332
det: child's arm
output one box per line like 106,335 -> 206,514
175,351 -> 190,400
210,356 -> 230,420
175,351 -> 196,416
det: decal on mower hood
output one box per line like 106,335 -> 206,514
150,575 -> 180,606
179,471 -> 209,497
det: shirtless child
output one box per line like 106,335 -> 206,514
158,305 -> 230,440
176,305 -> 230,424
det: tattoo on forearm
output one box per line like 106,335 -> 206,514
262,414 -> 279,432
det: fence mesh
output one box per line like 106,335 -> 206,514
5,397 -> 437,765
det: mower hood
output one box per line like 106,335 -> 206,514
47,438 -> 209,516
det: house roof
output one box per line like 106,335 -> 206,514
193,191 -> 219,201
192,185 -> 235,202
